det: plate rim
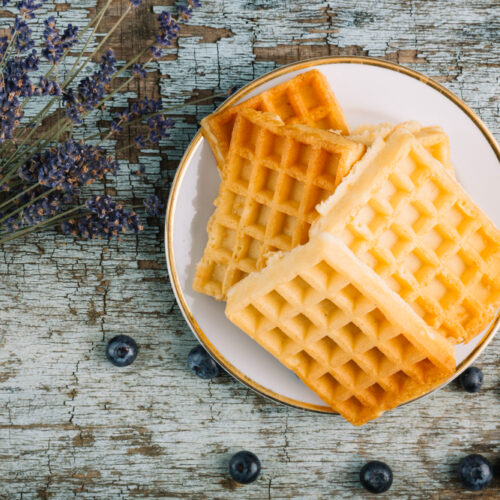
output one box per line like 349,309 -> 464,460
165,55 -> 500,415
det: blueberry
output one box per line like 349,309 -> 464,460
106,335 -> 138,367
458,454 -> 493,491
187,345 -> 219,379
459,366 -> 483,393
229,451 -> 261,484
360,461 -> 393,494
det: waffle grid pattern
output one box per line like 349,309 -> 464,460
201,69 -> 350,169
194,110 -> 364,300
349,122 -> 453,174
227,236 -> 454,425
316,131 -> 500,343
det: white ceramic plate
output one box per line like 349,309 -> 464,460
166,57 -> 500,412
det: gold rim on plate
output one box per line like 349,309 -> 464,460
165,55 -> 500,414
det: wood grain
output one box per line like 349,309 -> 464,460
0,0 -> 498,498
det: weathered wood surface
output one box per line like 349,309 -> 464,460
0,0 -> 499,498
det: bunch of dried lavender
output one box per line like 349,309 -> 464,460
0,0 -> 207,245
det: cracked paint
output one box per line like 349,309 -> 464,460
0,0 -> 498,498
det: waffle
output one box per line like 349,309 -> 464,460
201,70 -> 350,172
226,233 -> 456,426
193,109 -> 365,301
349,122 -> 453,175
311,128 -> 500,344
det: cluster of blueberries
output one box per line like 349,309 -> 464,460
105,336 -> 494,493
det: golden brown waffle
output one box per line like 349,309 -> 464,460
201,70 -> 350,171
312,128 -> 500,344
193,109 -> 365,301
226,233 -> 456,426
349,122 -> 453,175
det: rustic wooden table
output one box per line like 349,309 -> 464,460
0,0 -> 498,498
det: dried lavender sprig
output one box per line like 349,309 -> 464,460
0,186 -> 56,225
0,191 -> 147,244
0,51 -> 48,160
62,195 -> 143,239
42,16 -> 79,65
0,1 -> 44,70
88,90 -> 234,146
63,3 -> 132,89
44,0 -> 113,80
4,63 -> 132,170
59,0 -> 113,88
5,49 -> 124,168
18,140 -> 119,193
0,1 -> 203,246
2,73 -> 124,178
0,205 -> 81,245
1,0 -> 114,158
3,3 -> 197,167
7,0 -> 114,151
18,0 -> 123,140
144,194 -> 163,216
74,3 -> 197,96
0,181 -> 38,211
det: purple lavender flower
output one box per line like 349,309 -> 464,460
0,36 -> 8,59
74,76 -> 106,111
3,51 -> 39,94
3,216 -> 22,232
0,0 -> 203,245
1,187 -> 74,232
61,88 -> 82,123
60,219 -> 77,236
12,17 -> 34,52
134,135 -> 146,148
117,110 -> 132,122
145,114 -> 175,143
98,49 -> 117,83
178,0 -> 202,19
177,5 -> 192,21
130,97 -> 162,116
62,195 -> 143,239
148,2 -> 200,61
23,48 -> 39,70
156,12 -> 180,47
61,24 -> 78,48
86,194 -> 117,217
0,96 -> 23,142
39,76 -> 61,95
118,98 -> 161,122
110,120 -> 123,135
21,190 -> 71,225
76,211 -> 142,238
150,46 -> 162,59
110,97 -> 162,135
63,49 -> 117,121
42,16 -> 79,64
133,63 -> 146,79
144,194 -> 163,216
17,0 -> 44,19
132,115 -> 174,147
19,140 -> 119,193
0,50 -> 44,142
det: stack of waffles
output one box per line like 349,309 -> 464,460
193,69 -> 500,425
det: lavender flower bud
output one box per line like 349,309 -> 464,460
144,195 -> 163,216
